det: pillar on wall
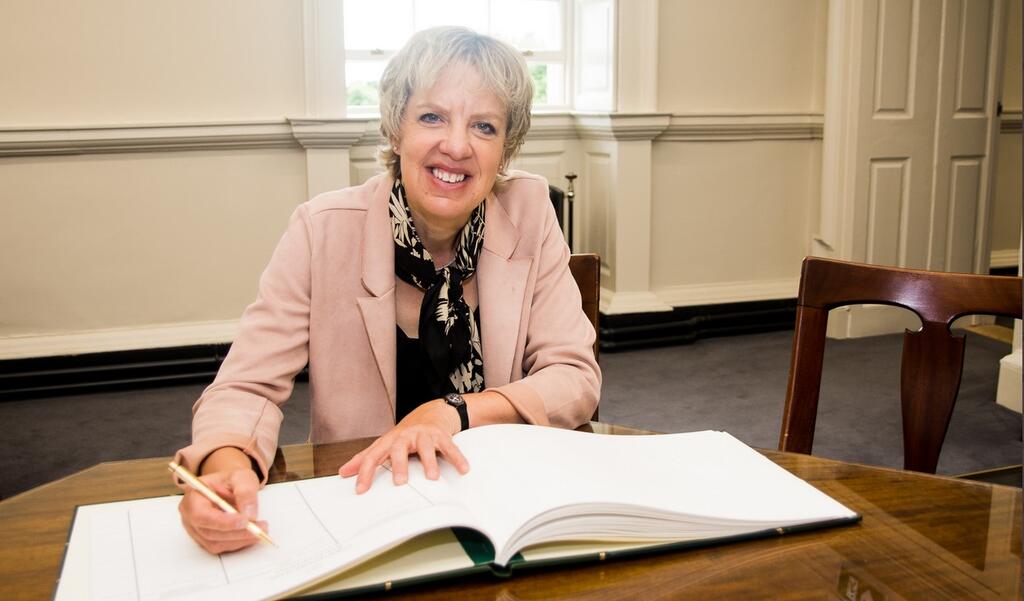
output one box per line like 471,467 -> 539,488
573,0 -> 670,315
576,114 -> 671,314
289,119 -> 365,197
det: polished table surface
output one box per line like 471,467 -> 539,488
0,422 -> 1020,600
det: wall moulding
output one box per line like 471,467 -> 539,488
288,118 -> 369,149
573,113 -> 672,141
2,111 -> 1018,158
660,113 -> 825,141
654,277 -> 801,308
0,111 -> 872,158
0,120 -> 298,157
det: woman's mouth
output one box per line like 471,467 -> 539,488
431,167 -> 467,184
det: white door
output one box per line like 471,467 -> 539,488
818,0 -> 1006,270
816,0 -> 1007,337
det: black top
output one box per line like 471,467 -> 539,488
395,308 -> 482,423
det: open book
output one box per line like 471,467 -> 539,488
55,425 -> 859,600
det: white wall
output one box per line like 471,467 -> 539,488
657,0 -> 827,114
0,150 -> 306,337
0,1 -> 305,125
650,0 -> 827,303
0,1 -> 310,357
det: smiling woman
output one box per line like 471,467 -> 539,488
173,26 -> 601,556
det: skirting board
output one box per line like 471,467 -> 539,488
996,351 -> 1022,413
0,320 -> 240,360
990,249 -> 1021,270
0,299 -> 796,399
0,343 -> 232,401
599,299 -> 797,351
0,321 -> 240,401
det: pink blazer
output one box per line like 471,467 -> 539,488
176,171 -> 601,479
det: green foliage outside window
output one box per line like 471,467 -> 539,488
348,81 -> 379,106
530,64 -> 547,104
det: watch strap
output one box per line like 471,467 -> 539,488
444,393 -> 469,431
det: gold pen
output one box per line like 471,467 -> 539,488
168,461 -> 277,547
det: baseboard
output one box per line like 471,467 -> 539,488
996,351 -> 1022,413
599,299 -> 796,351
654,277 -> 800,307
0,320 -> 240,360
0,299 -> 795,399
990,249 -> 1021,270
0,320 -> 241,401
0,344 -> 232,401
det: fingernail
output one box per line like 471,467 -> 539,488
243,504 -> 257,519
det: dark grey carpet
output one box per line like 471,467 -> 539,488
1,330 -> 1019,500
597,329 -> 1022,475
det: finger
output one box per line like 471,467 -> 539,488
183,490 -> 250,532
338,449 -> 367,478
192,517 -> 267,544
202,476 -> 238,506
437,437 -> 470,475
228,471 -> 260,520
355,448 -> 386,494
417,436 -> 440,480
193,524 -> 260,545
390,441 -> 410,486
182,514 -> 255,555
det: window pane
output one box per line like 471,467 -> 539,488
346,61 -> 387,106
491,0 -> 561,51
413,0 -> 488,32
528,62 -> 565,106
344,0 -> 413,50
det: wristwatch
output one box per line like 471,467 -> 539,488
444,393 -> 469,431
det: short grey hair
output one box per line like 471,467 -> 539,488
377,27 -> 534,182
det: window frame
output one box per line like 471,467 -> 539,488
340,0 -> 576,114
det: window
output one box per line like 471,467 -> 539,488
342,0 -> 570,114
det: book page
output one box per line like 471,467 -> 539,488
296,529 -> 474,596
440,425 -> 857,563
55,465 -> 480,601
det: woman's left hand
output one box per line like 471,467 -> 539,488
338,399 -> 470,494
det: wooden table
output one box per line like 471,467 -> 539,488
1,422 -> 1020,600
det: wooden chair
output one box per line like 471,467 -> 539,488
778,257 -> 1022,474
569,253 -> 600,421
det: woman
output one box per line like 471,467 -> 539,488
176,27 -> 600,554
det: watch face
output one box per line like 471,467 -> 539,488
445,393 -> 465,407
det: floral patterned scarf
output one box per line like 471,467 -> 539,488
389,179 -> 486,397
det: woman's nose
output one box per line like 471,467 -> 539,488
439,126 -> 472,160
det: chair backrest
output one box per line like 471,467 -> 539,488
778,256 -> 1022,473
569,253 -> 600,421
549,185 -> 566,230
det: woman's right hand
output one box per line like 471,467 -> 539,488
177,448 -> 266,554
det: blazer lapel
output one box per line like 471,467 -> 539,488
358,179 -> 397,418
478,193 -> 531,387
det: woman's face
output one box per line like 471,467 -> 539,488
395,63 -> 506,235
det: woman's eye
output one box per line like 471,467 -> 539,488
474,122 -> 497,135
419,113 -> 440,124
